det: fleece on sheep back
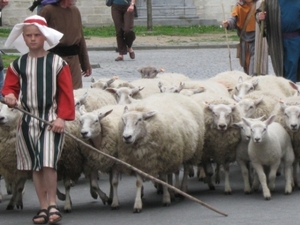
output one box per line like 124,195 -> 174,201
117,93 -> 205,176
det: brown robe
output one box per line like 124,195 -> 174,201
39,4 -> 91,89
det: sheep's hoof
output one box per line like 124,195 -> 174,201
111,206 -> 120,210
285,191 -> 292,195
6,204 -> 14,210
244,191 -> 252,195
133,208 -> 142,213
90,191 -> 98,200
107,198 -> 113,205
209,186 -> 216,191
224,191 -> 232,195
264,196 -> 271,200
198,177 -> 204,182
64,208 -> 72,213
162,202 -> 171,207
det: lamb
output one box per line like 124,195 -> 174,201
233,75 -> 296,99
79,104 -> 125,210
233,117 -> 264,194
190,92 -> 241,194
118,93 -> 205,212
0,103 -> 32,210
233,91 -> 281,119
242,115 -> 294,200
138,66 -> 164,78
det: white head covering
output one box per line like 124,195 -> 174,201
4,15 -> 63,54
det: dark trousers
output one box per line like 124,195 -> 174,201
111,4 -> 136,55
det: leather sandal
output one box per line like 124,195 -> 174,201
32,209 -> 48,224
115,56 -> 123,61
48,205 -> 62,224
129,51 -> 135,59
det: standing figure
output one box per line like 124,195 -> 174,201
2,15 -> 75,224
257,0 -> 300,82
223,0 -> 258,75
39,0 -> 92,89
111,0 -> 136,61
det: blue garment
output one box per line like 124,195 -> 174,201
113,0 -> 131,5
277,0 -> 300,82
278,0 -> 300,33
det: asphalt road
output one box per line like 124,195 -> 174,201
0,48 -> 288,225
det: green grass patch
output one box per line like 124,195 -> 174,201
2,54 -> 19,68
83,25 -> 233,37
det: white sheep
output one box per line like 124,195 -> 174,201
73,88 -> 117,111
79,104 -> 125,210
118,93 -> 205,212
209,70 -> 251,91
233,75 -> 296,99
190,92 -> 241,194
273,96 -> 300,187
233,90 -> 281,118
90,76 -> 129,89
243,115 -> 294,200
233,116 -> 264,194
0,103 -> 32,210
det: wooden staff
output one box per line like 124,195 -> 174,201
0,99 -> 228,217
222,3 -> 233,71
256,0 -> 265,75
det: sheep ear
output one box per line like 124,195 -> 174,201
242,117 -> 251,127
98,109 -> 113,120
79,92 -> 88,103
105,88 -> 117,94
279,100 -> 286,111
254,95 -> 264,106
233,95 -> 241,102
265,114 -> 276,126
252,78 -> 259,88
79,105 -> 87,115
232,122 -> 242,129
123,105 -> 129,114
238,76 -> 243,83
143,111 -> 156,120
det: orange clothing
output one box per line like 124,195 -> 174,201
232,3 -> 256,32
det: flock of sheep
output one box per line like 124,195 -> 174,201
1,67 -> 300,213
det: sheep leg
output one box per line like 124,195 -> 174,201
167,173 -> 175,201
7,178 -> 27,210
90,171 -> 109,205
284,157 -> 294,194
215,163 -> 221,184
223,163 -> 232,195
252,163 -> 271,200
188,165 -> 195,178
197,164 -> 206,181
180,164 -> 189,193
110,169 -> 120,210
203,161 -> 215,190
237,158 -> 251,194
0,175 -> 2,203
133,173 -> 143,213
268,162 -> 280,192
160,174 -> 171,207
292,161 -> 299,189
63,179 -> 72,212
56,187 -> 66,201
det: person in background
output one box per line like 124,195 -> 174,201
111,0 -> 136,61
39,0 -> 92,89
0,0 -> 8,96
2,15 -> 75,224
222,0 -> 258,75
257,0 -> 300,82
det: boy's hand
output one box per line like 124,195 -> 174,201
258,11 -> 266,21
222,20 -> 229,28
49,118 -> 65,133
4,93 -> 18,108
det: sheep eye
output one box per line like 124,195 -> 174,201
250,87 -> 254,91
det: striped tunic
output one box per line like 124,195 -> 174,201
2,52 -> 75,171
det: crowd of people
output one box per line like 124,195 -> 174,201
0,0 -> 300,224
